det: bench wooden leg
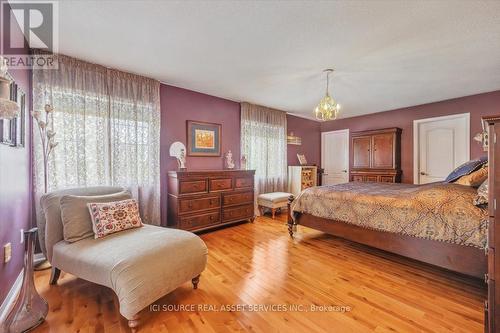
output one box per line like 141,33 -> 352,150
49,267 -> 61,285
192,275 -> 200,289
271,208 -> 276,219
258,205 -> 265,216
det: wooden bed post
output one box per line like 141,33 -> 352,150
287,195 -> 295,238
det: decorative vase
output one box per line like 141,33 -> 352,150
3,228 -> 48,333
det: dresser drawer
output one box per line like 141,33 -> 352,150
489,247 -> 495,280
379,176 -> 395,183
223,204 -> 254,222
179,196 -> 220,214
180,211 -> 220,230
365,176 -> 378,182
487,279 -> 496,333
210,178 -> 232,191
352,175 -> 364,182
179,179 -> 208,195
235,177 -> 254,189
223,191 -> 253,206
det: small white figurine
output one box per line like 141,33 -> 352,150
178,149 -> 186,170
240,155 -> 247,170
225,150 -> 235,169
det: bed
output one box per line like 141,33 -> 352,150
287,181 -> 488,278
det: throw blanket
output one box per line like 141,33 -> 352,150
291,182 -> 488,249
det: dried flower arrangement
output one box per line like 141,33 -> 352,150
32,104 -> 58,193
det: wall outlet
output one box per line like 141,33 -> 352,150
20,229 -> 24,244
3,243 -> 12,263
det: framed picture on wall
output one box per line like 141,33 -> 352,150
0,80 -> 24,147
15,89 -> 26,147
186,120 -> 222,156
297,154 -> 308,165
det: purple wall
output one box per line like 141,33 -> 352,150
0,12 -> 32,302
287,115 -> 321,167
159,86 -> 322,226
160,84 -> 241,226
321,91 -> 500,183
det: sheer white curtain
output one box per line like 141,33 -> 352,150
33,53 -> 161,225
107,70 -> 161,225
241,102 -> 287,213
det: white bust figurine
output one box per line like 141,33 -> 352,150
226,150 -> 235,169
178,149 -> 186,169
240,155 -> 247,170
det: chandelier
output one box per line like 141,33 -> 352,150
314,69 -> 340,121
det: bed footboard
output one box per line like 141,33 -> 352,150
290,212 -> 486,278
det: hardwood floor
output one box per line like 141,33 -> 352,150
33,214 -> 486,333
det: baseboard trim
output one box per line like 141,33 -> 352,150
0,268 -> 24,324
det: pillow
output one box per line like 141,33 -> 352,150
60,191 -> 132,242
474,179 -> 488,206
444,156 -> 488,183
454,166 -> 488,187
88,199 -> 143,239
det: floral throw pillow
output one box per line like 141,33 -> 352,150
473,179 -> 488,207
87,199 -> 143,238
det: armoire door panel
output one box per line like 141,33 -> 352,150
351,128 -> 402,184
353,136 -> 371,168
372,133 -> 394,168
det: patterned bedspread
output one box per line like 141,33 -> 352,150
291,182 -> 488,249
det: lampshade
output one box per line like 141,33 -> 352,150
0,76 -> 19,119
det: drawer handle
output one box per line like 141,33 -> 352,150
209,215 -> 214,220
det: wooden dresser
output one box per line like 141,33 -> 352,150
484,116 -> 500,333
288,166 -> 318,196
350,127 -> 402,183
167,170 -> 255,232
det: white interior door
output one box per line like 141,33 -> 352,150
322,129 -> 349,185
414,113 -> 470,184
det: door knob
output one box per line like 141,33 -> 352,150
342,170 -> 347,173
420,172 -> 427,176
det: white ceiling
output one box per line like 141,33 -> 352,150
55,0 -> 500,119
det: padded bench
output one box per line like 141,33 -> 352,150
257,192 -> 292,219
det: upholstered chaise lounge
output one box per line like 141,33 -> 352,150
38,187 -> 208,332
